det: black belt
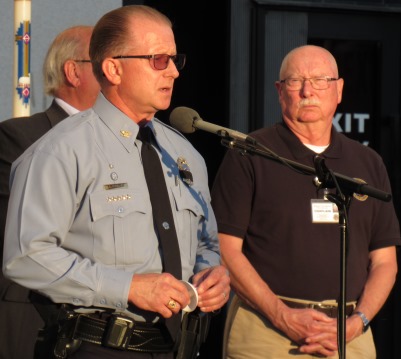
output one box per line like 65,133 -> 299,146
69,314 -> 175,352
281,299 -> 355,318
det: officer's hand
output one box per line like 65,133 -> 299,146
192,265 -> 230,312
128,273 -> 190,318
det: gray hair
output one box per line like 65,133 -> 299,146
43,25 -> 93,96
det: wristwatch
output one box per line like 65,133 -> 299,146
354,311 -> 370,333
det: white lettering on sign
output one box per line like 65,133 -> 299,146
333,113 -> 370,133
332,113 -> 370,133
332,113 -> 370,146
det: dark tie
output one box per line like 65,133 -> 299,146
138,125 -> 182,341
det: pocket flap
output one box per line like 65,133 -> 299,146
172,186 -> 206,218
89,189 -> 148,221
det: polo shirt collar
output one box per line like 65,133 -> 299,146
277,121 -> 343,160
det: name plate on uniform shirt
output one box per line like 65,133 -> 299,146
311,199 -> 339,223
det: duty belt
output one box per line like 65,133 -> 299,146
64,313 -> 174,352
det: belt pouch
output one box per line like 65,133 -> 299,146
103,315 -> 135,349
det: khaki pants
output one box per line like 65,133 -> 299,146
223,295 -> 376,359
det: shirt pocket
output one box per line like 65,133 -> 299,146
171,186 -> 206,265
89,189 -> 149,265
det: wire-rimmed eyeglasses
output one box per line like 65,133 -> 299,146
74,60 -> 92,63
112,54 -> 186,71
279,76 -> 338,90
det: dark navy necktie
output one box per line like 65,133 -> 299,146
138,126 -> 182,341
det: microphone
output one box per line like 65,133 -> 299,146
169,106 -> 256,144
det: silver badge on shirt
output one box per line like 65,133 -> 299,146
177,157 -> 193,186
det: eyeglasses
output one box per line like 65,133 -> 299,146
112,54 -> 186,71
279,76 -> 338,90
74,60 -> 91,63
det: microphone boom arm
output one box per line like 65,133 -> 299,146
221,138 -> 392,202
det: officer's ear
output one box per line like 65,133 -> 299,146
102,58 -> 122,85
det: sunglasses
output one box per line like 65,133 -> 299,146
112,54 -> 186,71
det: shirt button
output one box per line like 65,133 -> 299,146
162,222 -> 170,230
118,207 -> 124,213
100,299 -> 106,305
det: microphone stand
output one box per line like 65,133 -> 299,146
314,155 -> 351,359
220,137 -> 392,359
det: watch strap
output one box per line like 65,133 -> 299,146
354,311 -> 370,333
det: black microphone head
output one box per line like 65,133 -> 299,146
169,106 -> 201,134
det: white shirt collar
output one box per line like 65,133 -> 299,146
54,98 -> 79,116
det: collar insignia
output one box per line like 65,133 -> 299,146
120,130 -> 132,138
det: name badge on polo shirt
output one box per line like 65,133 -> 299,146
311,199 -> 339,223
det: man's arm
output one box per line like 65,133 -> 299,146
352,246 -> 398,330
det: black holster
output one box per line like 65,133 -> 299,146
52,307 -> 82,359
31,293 -> 82,359
175,309 -> 211,359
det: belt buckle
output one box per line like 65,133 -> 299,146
309,302 -> 336,317
310,303 -> 333,310
103,315 -> 135,350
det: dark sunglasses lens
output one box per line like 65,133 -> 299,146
174,54 -> 186,70
154,54 -> 170,70
169,55 -> 185,70
153,54 -> 186,70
